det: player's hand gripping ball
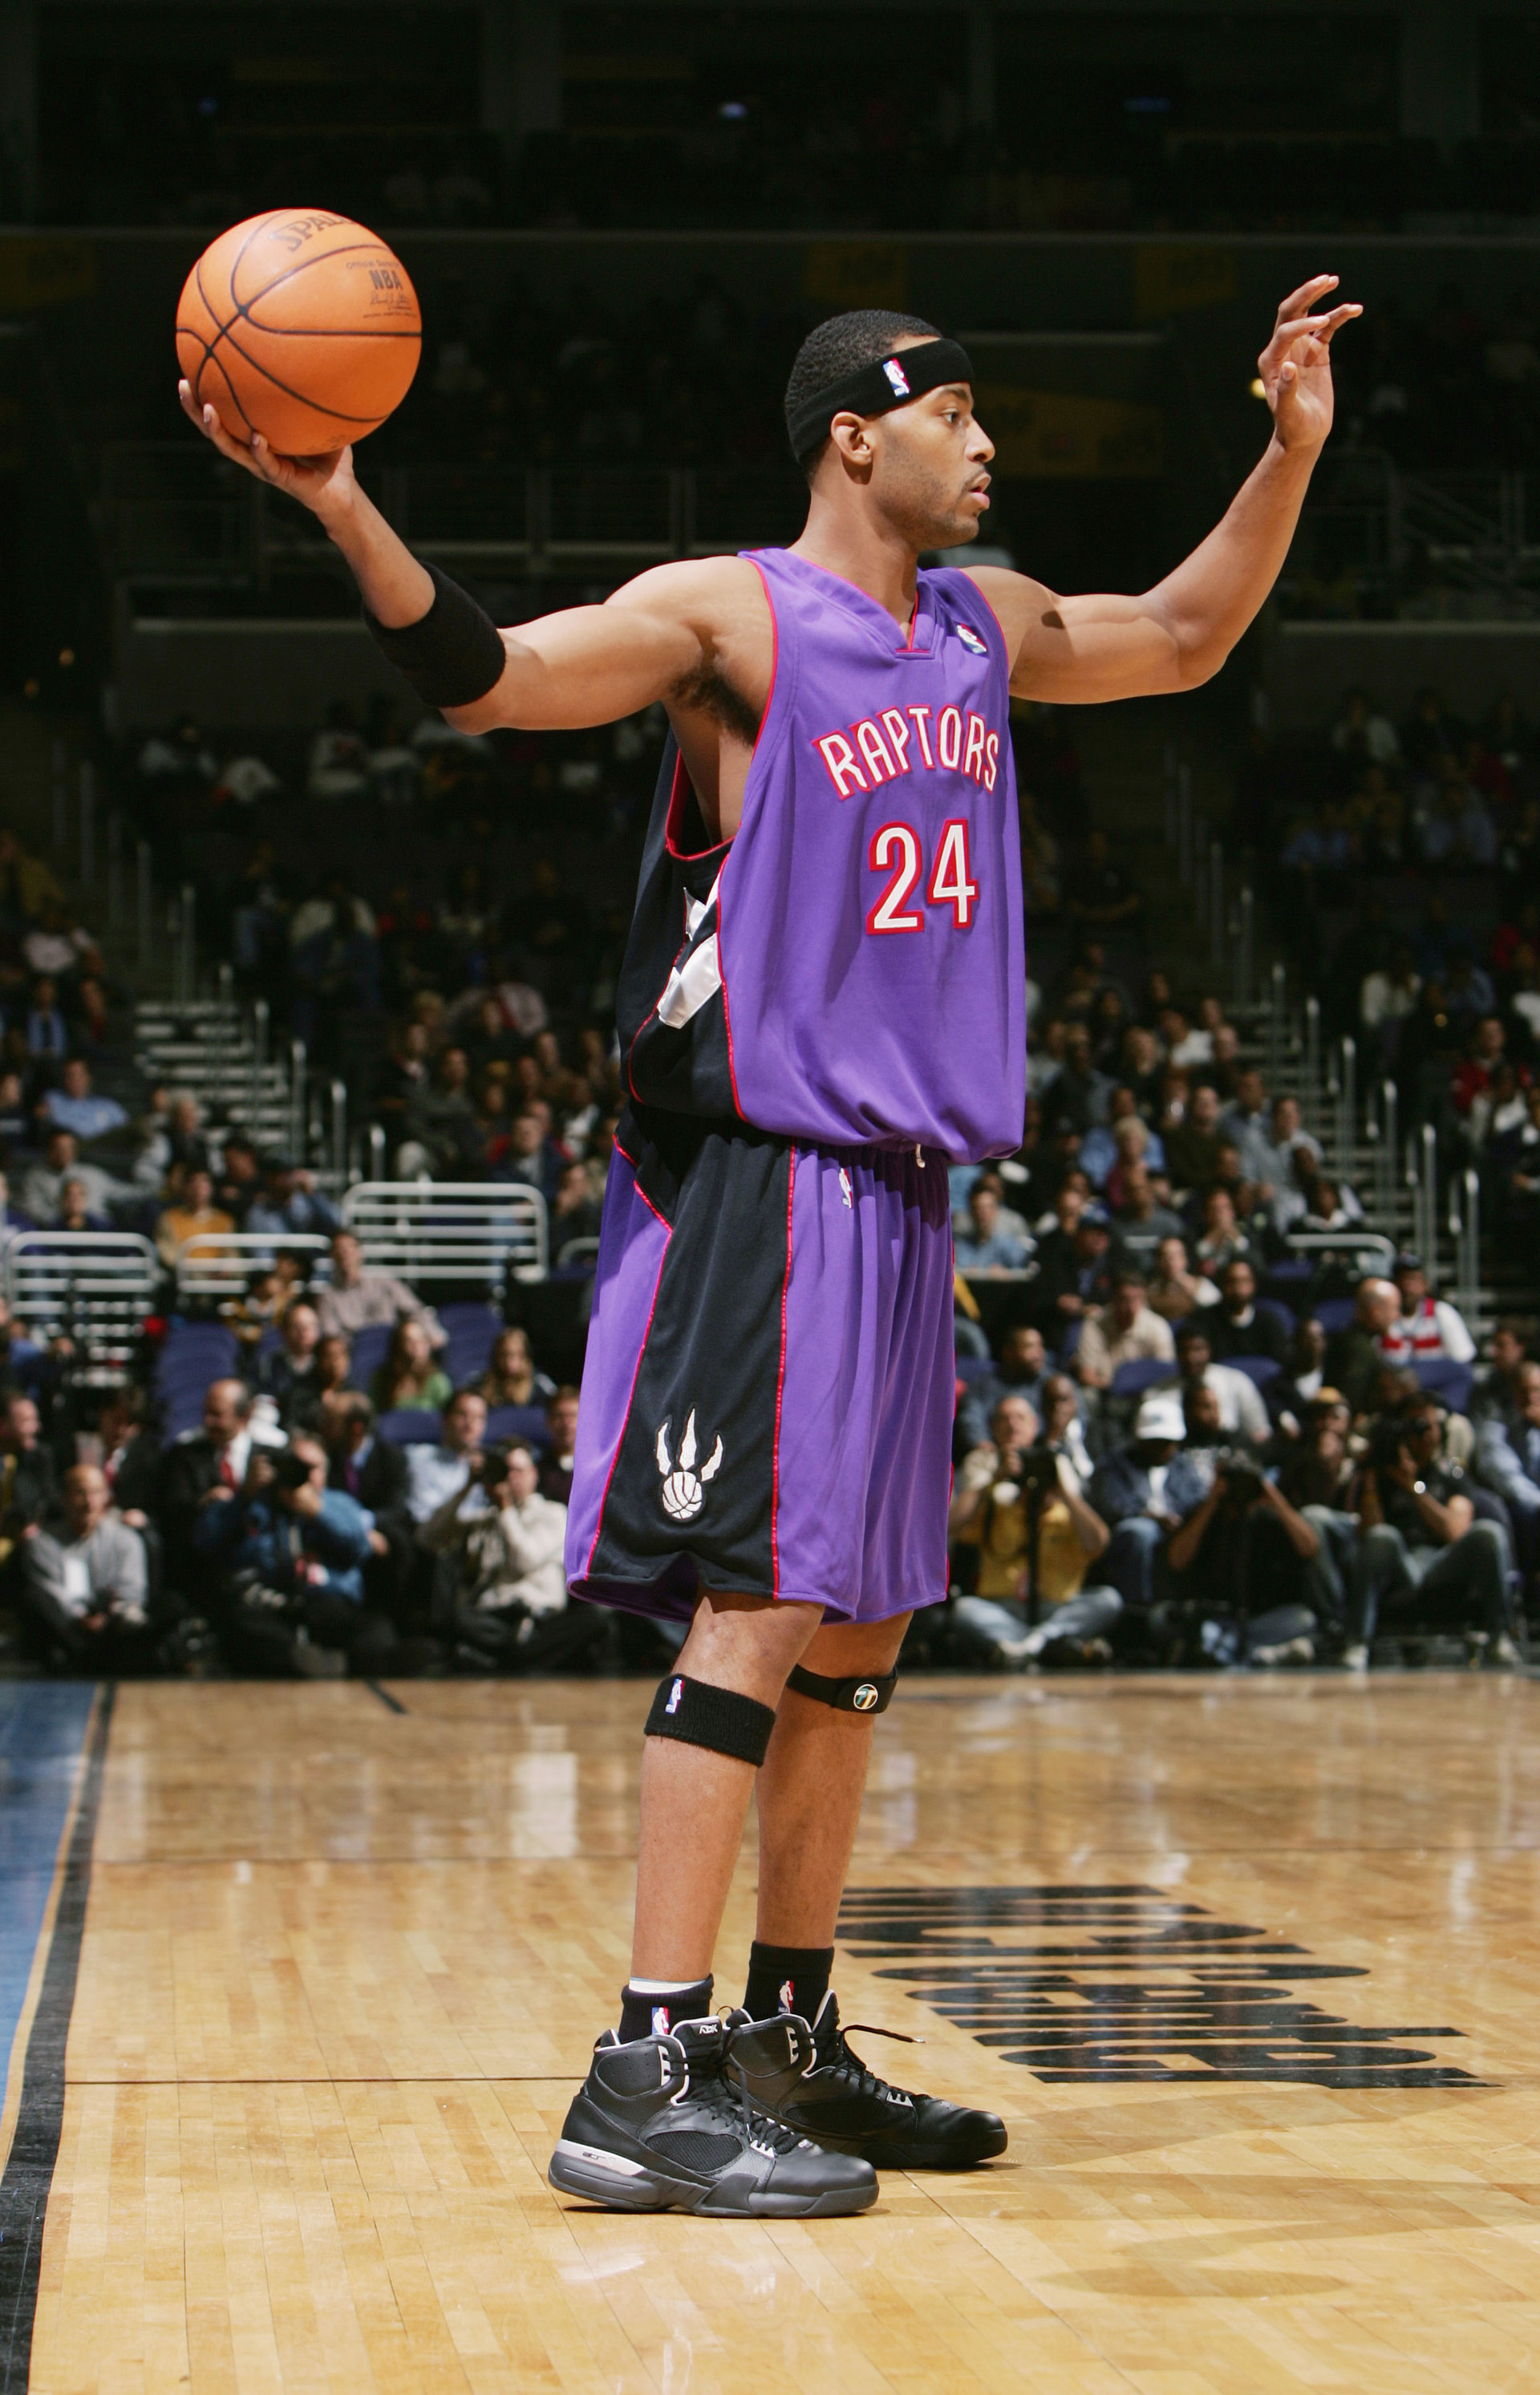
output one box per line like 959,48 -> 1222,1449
176,209 -> 420,457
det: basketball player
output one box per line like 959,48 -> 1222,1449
181,273 -> 1357,2216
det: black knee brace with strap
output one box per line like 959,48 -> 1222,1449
785,1664 -> 898,1715
644,1672 -> 777,1765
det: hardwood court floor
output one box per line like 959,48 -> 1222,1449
23,1672 -> 1540,2393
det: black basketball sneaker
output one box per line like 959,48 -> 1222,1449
727,1992 -> 1007,2170
548,2012 -> 878,2216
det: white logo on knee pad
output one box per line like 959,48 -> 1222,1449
656,1410 -> 724,1522
853,1682 -> 881,1711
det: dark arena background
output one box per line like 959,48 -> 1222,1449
1,2 -> 1539,2386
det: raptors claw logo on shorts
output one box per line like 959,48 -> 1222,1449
655,1409 -> 725,1522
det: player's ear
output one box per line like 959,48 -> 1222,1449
826,412 -> 875,474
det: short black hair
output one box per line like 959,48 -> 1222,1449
784,309 -> 940,479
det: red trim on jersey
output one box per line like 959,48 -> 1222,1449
715,557 -> 780,1122
769,1147 -> 797,1597
902,594 -> 920,652
664,751 -> 731,864
583,1215 -> 672,1579
630,1174 -> 669,1229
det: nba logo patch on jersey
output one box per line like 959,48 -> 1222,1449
881,356 -> 911,398
652,2005 -> 671,2035
779,1979 -> 795,2013
838,1166 -> 853,1210
956,622 -> 988,655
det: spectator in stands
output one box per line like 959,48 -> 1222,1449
0,1390 -> 58,1587
1219,1068 -> 1275,1189
1110,1164 -> 1185,1254
1331,687 -> 1400,767
256,1301 -> 324,1420
1066,833 -> 1143,931
1270,1318 -> 1331,1434
1474,1358 -> 1540,1580
97,1385 -> 160,1523
215,1134 -> 262,1226
23,976 -> 67,1062
18,1129 -> 119,1226
1028,1190 -> 1113,1340
1164,1084 -> 1224,1193
1382,1252 -> 1476,1367
1166,1322 -> 1269,1444
155,1167 -> 236,1270
541,1386 -> 580,1504
1344,1408 -> 1519,1672
195,1433 -> 379,1678
40,1059 -> 127,1145
476,1326 -> 556,1412
1252,1096 -> 1321,1227
495,1105 -> 565,1202
318,1389 -> 413,1613
0,1087 -> 29,1158
1198,1259 -> 1290,1367
371,1319 -> 452,1418
20,1463 -> 155,1669
158,1376 -> 283,1588
313,1230 -> 446,1349
949,1395 -> 1121,1668
954,1182 -> 1032,1274
245,1157 -> 342,1241
1360,946 -> 1421,1068
1196,1022 -> 1245,1106
418,1439 -> 596,1673
1091,1391 -> 1210,1613
1044,1021 -> 1114,1135
404,1387 -> 488,1524
1074,1270 -> 1174,1392
1193,1185 -> 1253,1274
1145,1234 -> 1218,1323
1040,1369 -> 1095,1488
551,1158 -> 604,1253
1453,1017 -> 1508,1121
1493,1084 -> 1540,1246
1325,1277 -> 1401,1414
1166,1430 -> 1331,1667
55,1176 -> 104,1234
0,1296 -> 47,1394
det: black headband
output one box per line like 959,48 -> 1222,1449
786,336 -> 975,463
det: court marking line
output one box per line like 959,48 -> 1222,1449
0,1683 -> 113,2395
363,1680 -> 408,1714
0,1688 -> 100,2183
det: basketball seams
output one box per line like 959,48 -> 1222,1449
213,319 -> 395,425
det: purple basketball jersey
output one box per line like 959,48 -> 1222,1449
619,548 -> 1025,1165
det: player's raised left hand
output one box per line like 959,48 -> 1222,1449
1257,275 -> 1362,453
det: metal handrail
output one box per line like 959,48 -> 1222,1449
175,1230 -> 334,1299
1284,1229 -> 1396,1271
342,1181 -> 549,1283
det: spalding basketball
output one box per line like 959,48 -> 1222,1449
176,209 -> 420,456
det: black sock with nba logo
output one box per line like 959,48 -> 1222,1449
743,1942 -> 834,2026
618,1976 -> 714,2043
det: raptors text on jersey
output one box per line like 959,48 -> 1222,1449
616,547 -> 1026,1163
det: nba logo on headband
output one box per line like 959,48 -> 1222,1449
881,357 -> 911,397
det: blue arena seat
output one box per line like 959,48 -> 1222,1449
954,1353 -> 995,1385
440,1301 -> 500,1387
348,1323 -> 392,1384
1256,1296 -> 1297,1339
1111,1358 -> 1173,1399
376,1408 -> 443,1446
1413,1357 -> 1474,1414
485,1404 -> 550,1448
1313,1297 -> 1357,1335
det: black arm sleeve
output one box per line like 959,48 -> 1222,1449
363,563 -> 507,709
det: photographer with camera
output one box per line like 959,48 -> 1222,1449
948,1394 -> 1121,1668
417,1440 -> 604,1673
192,1433 -> 381,1677
1165,1392 -> 1335,1666
1343,1407 -> 1519,1672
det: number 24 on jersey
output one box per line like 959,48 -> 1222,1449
866,819 -> 979,935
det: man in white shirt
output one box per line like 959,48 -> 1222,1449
1381,1252 -> 1476,1367
1074,1271 -> 1175,1390
418,1440 -> 601,1672
405,1387 -> 488,1524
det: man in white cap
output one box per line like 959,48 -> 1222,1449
1089,1391 -> 1217,1610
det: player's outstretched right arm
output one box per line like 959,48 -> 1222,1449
180,387 -> 715,729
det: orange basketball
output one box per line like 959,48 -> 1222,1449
176,209 -> 421,456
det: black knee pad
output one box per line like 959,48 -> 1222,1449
644,1672 -> 776,1765
785,1664 -> 897,1715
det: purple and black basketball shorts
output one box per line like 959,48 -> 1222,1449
565,1108 -> 957,1623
